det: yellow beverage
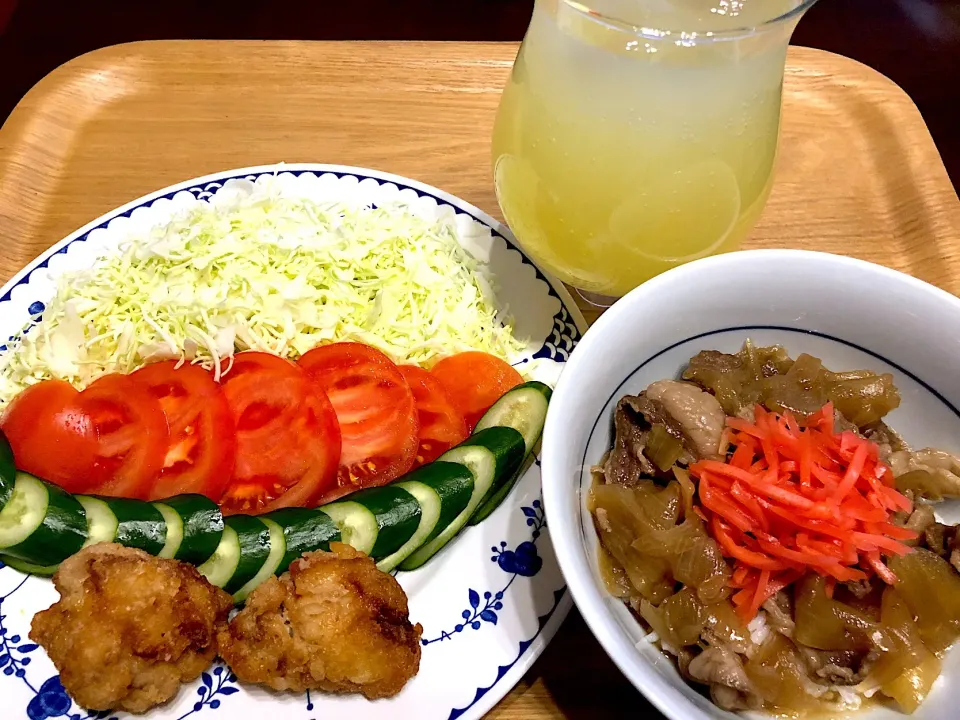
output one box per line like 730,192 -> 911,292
493,0 -> 810,297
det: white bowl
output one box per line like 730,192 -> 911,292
541,249 -> 960,720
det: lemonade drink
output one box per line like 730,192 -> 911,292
493,0 -> 809,298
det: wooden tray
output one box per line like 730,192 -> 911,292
0,40 -> 958,718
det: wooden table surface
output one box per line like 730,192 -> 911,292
1,40 -> 959,718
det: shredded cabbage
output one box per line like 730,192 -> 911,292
0,180 -> 525,402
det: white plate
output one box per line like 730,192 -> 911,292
0,164 -> 588,720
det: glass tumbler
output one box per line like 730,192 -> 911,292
492,0 -> 817,306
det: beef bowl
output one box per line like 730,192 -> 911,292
541,249 -> 960,720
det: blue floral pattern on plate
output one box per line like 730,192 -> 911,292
184,666 -> 239,718
1,578 -> 35,683
421,494 -> 546,647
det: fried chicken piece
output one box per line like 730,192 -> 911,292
30,543 -> 232,714
218,542 -> 422,699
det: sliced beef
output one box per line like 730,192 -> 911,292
643,380 -> 726,460
888,448 -> 960,499
711,685 -> 754,712
602,382 -> 725,484
687,645 -> 759,711
761,591 -> 795,638
920,521 -> 959,569
603,396 -> 656,486
687,646 -> 752,690
702,625 -> 752,657
892,505 -> 960,572
898,504 -> 937,545
862,421 -> 908,462
922,522 -> 956,556
842,579 -> 875,600
620,393 -> 697,467
922,524 -> 960,573
796,647 -> 873,686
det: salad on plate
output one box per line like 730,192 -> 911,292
0,173 -> 565,715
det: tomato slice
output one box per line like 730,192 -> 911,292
76,374 -> 171,498
1,380 -> 101,493
219,352 -> 340,515
130,361 -> 236,501
429,352 -> 524,432
398,365 -> 468,466
1,376 -> 170,498
298,343 -> 418,493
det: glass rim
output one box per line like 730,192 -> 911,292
563,0 -> 819,43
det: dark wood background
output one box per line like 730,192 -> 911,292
1,0 -> 958,189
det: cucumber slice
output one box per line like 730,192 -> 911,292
0,434 -> 16,510
470,453 -> 537,526
198,524 -> 241,588
350,485 -> 422,559
474,381 -> 552,455
160,495 -> 223,566
2,494 -> 119,576
460,427 -> 525,510
105,498 -> 167,556
76,495 -> 120,547
469,382 -> 551,524
405,461 -> 473,545
0,554 -> 59,576
320,502 -> 378,556
153,502 -> 184,559
233,518 -> 285,603
266,507 -> 341,574
376,481 -> 438,572
322,486 -> 423,560
3,494 -> 121,576
400,439 -> 504,571
0,473 -> 65,548
222,515 -> 272,595
375,460 -> 474,574
0,473 -> 86,566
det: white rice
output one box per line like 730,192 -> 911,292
747,611 -> 772,649
834,687 -> 865,709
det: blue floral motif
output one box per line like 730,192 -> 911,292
26,677 -> 71,719
420,498 -> 547,646
492,540 -> 542,578
447,587 -> 568,720
0,576 -> 35,687
177,664 -> 239,719
532,305 -> 581,362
